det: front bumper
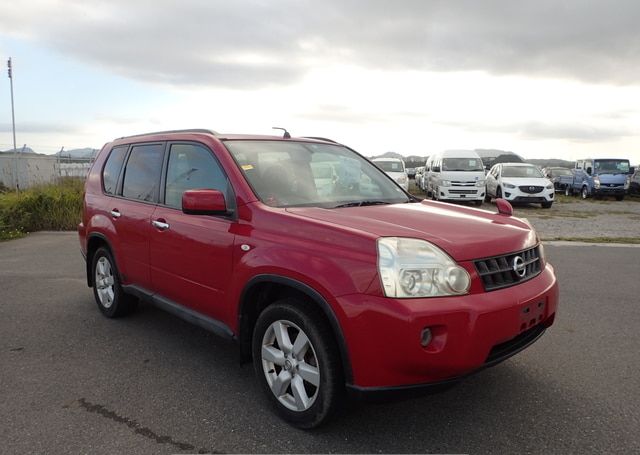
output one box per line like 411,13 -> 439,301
503,188 -> 554,203
337,263 -> 558,389
438,186 -> 485,201
593,186 -> 625,195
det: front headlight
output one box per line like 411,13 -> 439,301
546,184 -> 553,189
440,180 -> 451,187
624,176 -> 630,189
504,183 -> 516,189
476,180 -> 485,187
377,237 -> 471,298
397,176 -> 407,183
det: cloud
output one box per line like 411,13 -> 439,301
1,0 -> 639,88
439,119 -> 636,143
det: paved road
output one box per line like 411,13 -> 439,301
1,233 -> 639,454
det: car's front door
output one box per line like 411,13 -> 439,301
149,142 -> 236,322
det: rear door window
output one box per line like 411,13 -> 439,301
122,143 -> 165,202
102,146 -> 128,195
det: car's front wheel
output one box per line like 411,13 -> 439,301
581,186 -> 589,199
91,247 -> 137,318
252,299 -> 344,429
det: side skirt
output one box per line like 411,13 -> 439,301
122,284 -> 235,341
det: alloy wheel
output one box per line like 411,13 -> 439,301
261,320 -> 320,412
95,256 -> 115,309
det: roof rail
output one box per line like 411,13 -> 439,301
301,136 -> 339,144
116,129 -> 219,140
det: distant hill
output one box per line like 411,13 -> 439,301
0,147 -> 36,154
56,148 -> 98,159
526,158 -> 574,169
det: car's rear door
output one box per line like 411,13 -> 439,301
110,142 -> 165,289
149,141 -> 236,322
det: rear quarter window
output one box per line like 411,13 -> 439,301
102,146 -> 128,195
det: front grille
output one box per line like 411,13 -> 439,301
452,181 -> 476,187
519,185 -> 544,194
449,189 -> 478,195
474,246 -> 541,291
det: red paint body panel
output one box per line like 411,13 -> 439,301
80,131 -> 559,390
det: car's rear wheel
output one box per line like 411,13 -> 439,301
252,299 -> 343,429
91,247 -> 137,318
564,185 -> 572,196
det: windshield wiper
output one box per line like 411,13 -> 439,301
332,200 -> 392,208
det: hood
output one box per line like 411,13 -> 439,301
287,201 -> 537,261
502,177 -> 551,187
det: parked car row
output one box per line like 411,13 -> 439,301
551,158 -> 632,201
411,150 -> 554,208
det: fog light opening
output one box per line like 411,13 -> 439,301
420,328 -> 432,347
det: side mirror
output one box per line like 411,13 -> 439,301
496,198 -> 513,216
182,189 -> 228,215
586,167 -> 592,175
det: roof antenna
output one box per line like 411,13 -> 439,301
272,127 -> 291,139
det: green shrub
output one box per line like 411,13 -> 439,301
0,178 -> 84,234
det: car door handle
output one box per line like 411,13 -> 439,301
110,209 -> 121,218
151,219 -> 170,231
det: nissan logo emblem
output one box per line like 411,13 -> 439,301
512,256 -> 526,278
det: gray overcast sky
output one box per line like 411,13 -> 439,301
1,0 -> 639,161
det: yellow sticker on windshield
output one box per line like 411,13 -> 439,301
242,164 -> 254,170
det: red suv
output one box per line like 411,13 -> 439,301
79,129 -> 559,428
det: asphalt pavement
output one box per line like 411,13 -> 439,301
1,232 -> 639,454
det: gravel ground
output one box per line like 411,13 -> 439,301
507,196 -> 640,240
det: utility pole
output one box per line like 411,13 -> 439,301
7,58 -> 18,192
57,146 -> 64,183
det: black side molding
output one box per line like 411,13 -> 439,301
122,284 -> 234,340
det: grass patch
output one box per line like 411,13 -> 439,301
543,236 -> 640,244
0,178 -> 84,240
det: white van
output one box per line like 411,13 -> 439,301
372,158 -> 409,191
426,150 -> 486,205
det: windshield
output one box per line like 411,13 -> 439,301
225,140 -> 410,208
442,157 -> 484,171
594,159 -> 630,174
502,165 -> 544,178
374,160 -> 405,172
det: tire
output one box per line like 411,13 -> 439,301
615,195 -> 624,201
581,186 -> 589,199
91,247 -> 138,318
496,187 -> 503,199
252,299 -> 344,429
564,186 -> 572,196
541,201 -> 553,209
484,192 -> 491,202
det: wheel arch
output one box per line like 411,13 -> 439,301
238,274 -> 353,383
85,233 -> 114,287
